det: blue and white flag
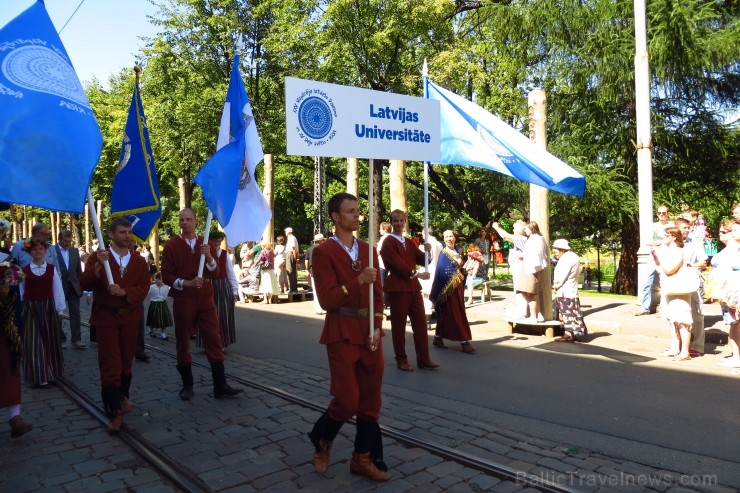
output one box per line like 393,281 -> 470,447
194,55 -> 271,246
110,82 -> 161,243
424,78 -> 585,197
0,1 -> 103,213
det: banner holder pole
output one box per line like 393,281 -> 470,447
197,210 -> 213,277
87,188 -> 114,285
367,158 -> 375,341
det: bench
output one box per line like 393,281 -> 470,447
278,291 -> 313,303
506,318 -> 562,338
478,280 -> 498,302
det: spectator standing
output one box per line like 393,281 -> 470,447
53,230 -> 85,349
430,230 -> 476,353
473,229 -> 492,281
520,221 -> 549,323
257,241 -> 279,304
284,227 -> 300,293
306,234 -> 327,314
20,238 -> 65,388
711,220 -> 740,365
80,218 -> 151,431
274,235 -> 289,293
160,208 -> 242,401
418,226 -> 444,301
10,223 -> 55,268
551,239 -> 588,342
308,192 -> 389,481
464,245 -> 484,305
380,209 -> 438,372
492,220 -> 528,319
652,227 -> 694,361
677,216 -> 708,357
637,205 -> 674,316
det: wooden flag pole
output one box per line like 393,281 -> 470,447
87,188 -> 114,284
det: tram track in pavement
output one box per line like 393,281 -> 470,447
57,317 -> 577,493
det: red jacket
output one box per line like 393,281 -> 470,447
161,235 -> 219,300
379,235 -> 427,293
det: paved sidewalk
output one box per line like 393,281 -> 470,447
1,291 -> 736,492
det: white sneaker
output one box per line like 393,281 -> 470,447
537,314 -> 545,322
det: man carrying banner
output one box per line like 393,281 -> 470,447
160,208 -> 242,401
308,193 -> 389,481
80,218 -> 150,431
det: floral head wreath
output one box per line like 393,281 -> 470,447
22,237 -> 47,252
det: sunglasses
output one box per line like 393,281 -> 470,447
657,211 -> 668,215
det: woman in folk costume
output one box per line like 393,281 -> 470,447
20,238 -> 65,387
0,220 -> 33,437
198,231 -> 237,349
257,241 -> 279,304
146,272 -> 173,340
430,230 -> 476,354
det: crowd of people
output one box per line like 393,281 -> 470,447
3,198 -> 740,485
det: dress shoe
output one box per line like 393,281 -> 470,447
350,452 -> 390,481
461,342 -> 476,353
214,383 -> 243,398
311,438 -> 333,473
396,362 -> 414,372
432,337 -> 448,349
135,352 -> 151,362
120,397 -> 132,413
9,415 -> 33,438
418,361 -> 440,370
179,385 -> 194,401
61,342 -> 68,349
108,411 -> 123,432
33,382 -> 50,389
73,341 -> 87,349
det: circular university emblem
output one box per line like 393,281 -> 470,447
2,45 -> 90,108
298,96 -> 333,140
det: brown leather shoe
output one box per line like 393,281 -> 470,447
396,362 -> 414,372
432,337 -> 448,349
350,452 -> 390,481
418,361 -> 440,370
108,411 -> 123,432
120,397 -> 132,414
9,415 -> 33,438
311,439 -> 333,473
461,343 -> 476,353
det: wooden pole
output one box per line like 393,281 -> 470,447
528,89 -> 553,321
262,153 -> 274,244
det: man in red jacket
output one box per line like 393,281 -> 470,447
81,218 -> 151,431
380,209 -> 438,371
160,208 -> 241,401
308,193 -> 389,481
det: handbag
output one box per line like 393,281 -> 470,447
662,267 -> 700,296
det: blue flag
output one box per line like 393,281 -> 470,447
110,82 -> 161,242
194,55 -> 272,246
424,78 -> 585,197
0,1 -> 103,213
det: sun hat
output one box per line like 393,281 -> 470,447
313,233 -> 325,242
552,239 -> 571,250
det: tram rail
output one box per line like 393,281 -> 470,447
55,317 -> 579,493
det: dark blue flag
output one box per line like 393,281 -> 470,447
0,1 -> 103,213
110,82 -> 161,242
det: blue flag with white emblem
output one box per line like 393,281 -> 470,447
0,1 -> 103,213
424,78 -> 585,197
194,54 -> 271,246
110,82 -> 161,242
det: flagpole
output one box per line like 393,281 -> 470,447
422,60 -> 430,270
197,211 -> 213,277
367,158 -> 375,341
87,188 -> 114,284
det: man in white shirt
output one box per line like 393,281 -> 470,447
637,205 -> 674,316
285,227 -> 300,293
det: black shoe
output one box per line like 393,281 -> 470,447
634,311 -> 650,316
214,383 -> 243,398
135,352 -> 151,362
179,385 -> 194,401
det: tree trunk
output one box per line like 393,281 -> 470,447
612,216 -> 638,295
373,160 -> 385,234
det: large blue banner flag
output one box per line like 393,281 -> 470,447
194,55 -> 272,246
110,83 -> 161,242
424,78 -> 585,197
0,1 -> 103,213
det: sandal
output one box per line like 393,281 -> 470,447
554,335 -> 574,343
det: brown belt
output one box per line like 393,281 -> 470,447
99,305 -> 132,316
330,307 -> 369,318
